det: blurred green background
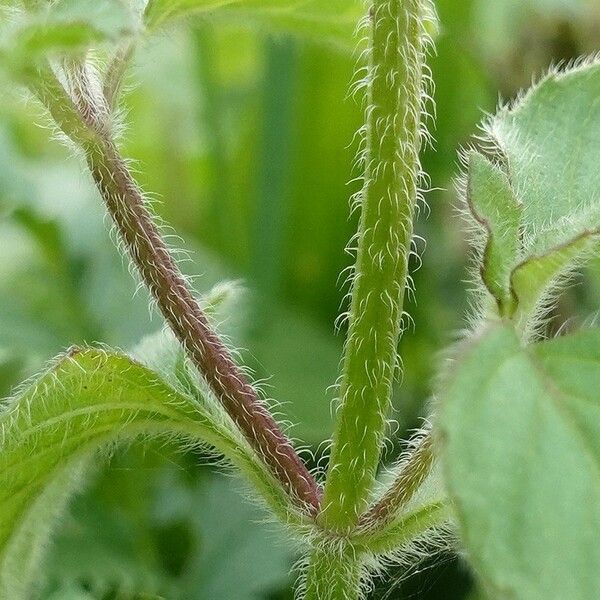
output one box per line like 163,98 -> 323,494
1,0 -> 599,598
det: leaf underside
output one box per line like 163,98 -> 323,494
466,151 -> 521,314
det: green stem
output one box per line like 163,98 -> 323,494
321,0 -> 429,530
353,500 -> 449,555
303,542 -> 363,600
359,432 -> 434,529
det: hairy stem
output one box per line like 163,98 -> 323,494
303,542 -> 363,600
359,432 -> 434,529
321,0 -> 429,530
353,500 -> 449,555
31,65 -> 321,513
103,42 -> 134,111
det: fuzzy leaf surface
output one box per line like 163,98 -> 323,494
510,230 -> 600,332
0,348 -> 297,599
487,59 -> 600,253
441,325 -> 600,600
467,152 -> 521,314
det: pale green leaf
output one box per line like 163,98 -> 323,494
11,22 -> 105,55
467,60 -> 600,329
29,0 -> 135,39
466,151 -> 522,314
1,455 -> 92,600
510,230 -> 600,333
473,0 -> 588,62
0,348 -> 300,598
45,584 -> 97,600
45,457 -> 174,599
0,21 -> 104,80
441,325 -> 600,600
486,59 -> 600,254
0,0 -> 136,80
44,450 -> 291,599
145,0 -> 304,25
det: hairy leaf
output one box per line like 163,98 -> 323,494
0,348 -> 301,598
486,59 -> 600,254
466,151 -> 521,314
441,325 -> 600,600
466,60 -> 600,328
510,230 -> 600,333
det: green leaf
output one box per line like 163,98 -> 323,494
44,448 -> 291,599
0,212 -> 96,362
44,448 -> 179,598
13,21 -> 105,55
0,348 -> 301,598
510,230 -> 600,333
466,60 -> 600,329
0,0 -> 136,80
155,475 -> 292,599
0,22 -> 101,81
144,0 -> 362,49
440,325 -> 600,600
28,0 -> 136,40
466,152 -> 522,314
45,583 -> 97,600
486,59 -> 600,254
473,0 -> 588,63
1,454 -> 92,600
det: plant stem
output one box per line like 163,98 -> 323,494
103,42 -> 134,111
31,65 -> 321,513
353,500 -> 449,555
359,432 -> 434,529
321,0 -> 429,530
303,542 -> 363,600
90,141 -> 320,512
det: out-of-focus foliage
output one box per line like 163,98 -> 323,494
45,457 -> 291,599
0,0 -> 598,597
145,0 -> 363,49
442,326 -> 600,600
